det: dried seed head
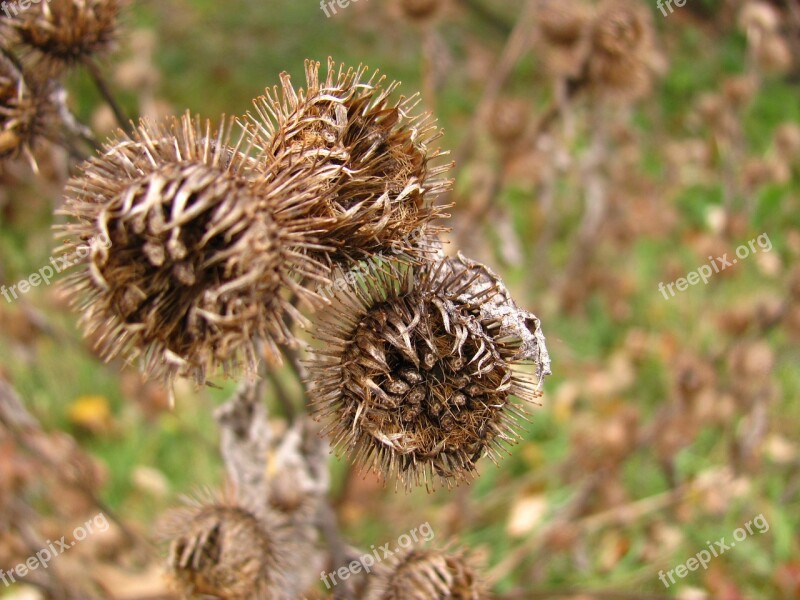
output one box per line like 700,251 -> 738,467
721,75 -> 757,110
6,0 -> 122,73
536,0 -> 592,78
247,58 -> 452,267
364,548 -> 489,600
0,55 -> 58,164
755,33 -> 793,74
774,122 -> 800,161
57,113 -> 325,386
398,0 -> 442,23
738,1 -> 780,36
308,257 -> 549,490
161,501 -> 292,600
587,0 -> 655,102
488,97 -> 529,146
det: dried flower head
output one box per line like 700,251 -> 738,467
774,122 -> 800,161
739,1 -> 780,36
0,54 -> 57,165
57,113 -> 325,386
586,0 -> 656,102
308,255 -> 549,490
536,0 -> 592,78
364,547 -> 489,600
755,33 -> 793,74
162,499 -> 293,600
721,75 -> 757,110
7,0 -> 122,72
398,0 -> 442,23
488,97 -> 530,146
247,58 -> 452,268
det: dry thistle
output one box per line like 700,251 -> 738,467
0,54 -> 57,165
57,113 -> 327,386
364,547 -> 489,600
6,0 -> 122,73
536,0 -> 592,79
247,58 -> 452,268
398,0 -> 442,23
307,255 -> 549,490
774,122 -> 800,162
738,1 -> 780,38
586,0 -> 656,102
161,499 -> 295,600
488,97 -> 530,147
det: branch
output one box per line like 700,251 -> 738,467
214,380 -> 272,520
82,56 -> 133,135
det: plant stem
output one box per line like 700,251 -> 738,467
266,367 -> 297,423
318,503 -> 356,600
82,56 -> 132,135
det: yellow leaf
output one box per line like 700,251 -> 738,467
68,395 -> 112,434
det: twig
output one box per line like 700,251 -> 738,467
281,342 -> 309,389
267,369 -> 298,423
214,380 -> 272,519
421,25 -> 439,115
256,339 -> 298,423
318,502 -> 357,600
82,56 -> 132,135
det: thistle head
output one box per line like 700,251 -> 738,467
161,499 -> 291,600
247,58 -> 452,268
585,0 -> 656,102
308,255 -> 549,490
488,98 -> 530,147
364,547 -> 490,600
0,54 -> 58,165
398,0 -> 442,23
6,0 -> 123,73
536,0 -> 592,78
57,113 -> 325,386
